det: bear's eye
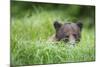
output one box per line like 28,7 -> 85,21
73,34 -> 77,37
65,35 -> 69,38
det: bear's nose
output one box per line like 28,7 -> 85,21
70,42 -> 75,45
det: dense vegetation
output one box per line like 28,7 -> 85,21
11,1 -> 95,66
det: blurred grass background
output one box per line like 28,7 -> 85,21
11,1 -> 95,66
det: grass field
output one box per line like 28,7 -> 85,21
11,2 -> 95,66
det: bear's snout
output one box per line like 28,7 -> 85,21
69,35 -> 76,45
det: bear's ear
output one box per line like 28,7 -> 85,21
76,22 -> 83,31
54,21 -> 62,32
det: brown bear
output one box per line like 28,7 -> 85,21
48,21 -> 83,45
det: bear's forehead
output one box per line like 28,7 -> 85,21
60,23 -> 80,32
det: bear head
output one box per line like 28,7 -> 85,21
54,21 -> 83,45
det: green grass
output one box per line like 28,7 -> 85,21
11,4 -> 95,66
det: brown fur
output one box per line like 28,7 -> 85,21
48,21 -> 83,45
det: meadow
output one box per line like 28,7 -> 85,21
11,1 -> 95,66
